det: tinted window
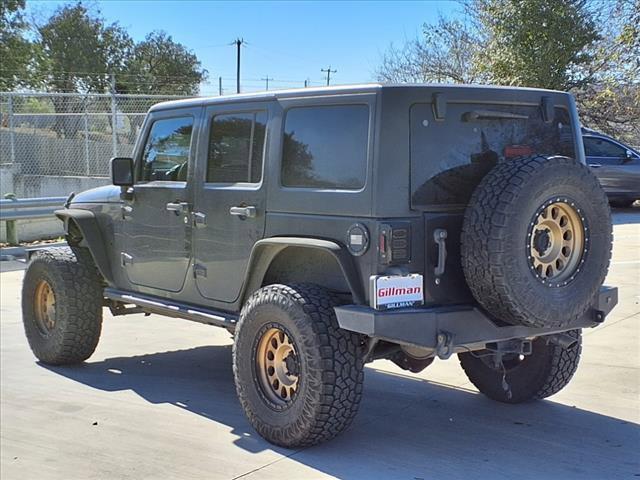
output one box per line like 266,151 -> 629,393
207,112 -> 267,183
584,137 -> 626,157
282,105 -> 369,189
410,104 -> 575,208
141,117 -> 193,182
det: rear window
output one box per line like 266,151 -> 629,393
410,103 -> 575,208
281,105 -> 369,189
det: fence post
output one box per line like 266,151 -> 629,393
83,98 -> 90,175
3,193 -> 19,245
7,93 -> 16,164
110,82 -> 117,158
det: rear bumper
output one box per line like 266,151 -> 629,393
335,285 -> 618,357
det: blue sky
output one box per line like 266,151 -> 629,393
26,0 -> 460,94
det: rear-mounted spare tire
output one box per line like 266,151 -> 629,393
461,156 -> 612,329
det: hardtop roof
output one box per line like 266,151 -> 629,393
149,83 -> 569,112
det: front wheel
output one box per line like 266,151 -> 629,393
22,247 -> 103,365
233,284 -> 364,448
458,330 -> 582,403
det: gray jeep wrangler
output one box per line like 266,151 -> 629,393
22,84 -> 618,448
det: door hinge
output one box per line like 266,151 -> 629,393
121,252 -> 133,266
192,211 -> 206,228
193,263 -> 207,278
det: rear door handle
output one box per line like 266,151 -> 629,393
166,201 -> 189,214
589,163 -> 602,168
434,228 -> 448,277
229,206 -> 257,218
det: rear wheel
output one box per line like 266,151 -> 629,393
233,284 -> 364,448
462,156 -> 612,328
459,330 -> 582,403
22,247 -> 103,365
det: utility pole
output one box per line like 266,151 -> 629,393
218,76 -> 223,96
321,66 -> 336,86
261,75 -> 274,91
230,38 -> 246,93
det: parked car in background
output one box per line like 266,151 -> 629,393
583,127 -> 640,208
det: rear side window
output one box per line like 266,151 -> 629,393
207,111 -> 267,183
281,105 -> 369,189
140,117 -> 193,182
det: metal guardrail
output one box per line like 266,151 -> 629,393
1,195 -> 66,245
0,196 -> 66,221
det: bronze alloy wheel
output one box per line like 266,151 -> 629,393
529,199 -> 586,286
255,326 -> 300,407
34,279 -> 56,334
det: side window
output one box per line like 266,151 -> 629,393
207,111 -> 267,183
140,117 -> 193,182
282,105 -> 369,189
584,137 -> 626,157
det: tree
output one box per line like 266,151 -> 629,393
35,3 -> 133,93
120,31 -> 207,96
575,0 -> 640,145
377,16 -> 482,84
0,0 -> 35,90
377,0 -> 639,145
472,0 -> 599,90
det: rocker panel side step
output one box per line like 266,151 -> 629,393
103,288 -> 238,329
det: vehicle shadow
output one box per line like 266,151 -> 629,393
41,345 -> 640,479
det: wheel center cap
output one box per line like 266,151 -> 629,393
284,353 -> 299,377
533,229 -> 551,256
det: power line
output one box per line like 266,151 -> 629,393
321,66 -> 337,86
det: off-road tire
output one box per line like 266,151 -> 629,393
22,246 -> 103,365
233,283 -> 364,448
459,330 -> 582,403
462,156 -> 612,328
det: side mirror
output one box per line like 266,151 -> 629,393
111,157 -> 134,186
624,150 -> 635,162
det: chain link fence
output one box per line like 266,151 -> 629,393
0,92 -> 189,198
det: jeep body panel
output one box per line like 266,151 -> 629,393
62,83 -> 589,315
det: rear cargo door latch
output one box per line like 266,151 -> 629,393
433,228 -> 447,282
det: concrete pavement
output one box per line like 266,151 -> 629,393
1,209 -> 639,479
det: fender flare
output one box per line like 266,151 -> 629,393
54,208 -> 114,283
239,237 -> 365,305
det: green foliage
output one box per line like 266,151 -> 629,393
36,3 -> 133,93
473,0 -> 599,90
120,31 -> 207,96
378,0 -> 639,144
0,0 -> 36,90
0,1 -> 207,96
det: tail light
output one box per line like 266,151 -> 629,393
504,145 -> 533,158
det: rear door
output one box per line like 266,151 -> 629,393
192,102 -> 271,303
120,107 -> 200,292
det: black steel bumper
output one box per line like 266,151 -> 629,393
335,286 -> 618,358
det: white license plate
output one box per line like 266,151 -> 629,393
371,274 -> 424,310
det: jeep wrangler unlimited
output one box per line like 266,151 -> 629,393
22,84 -> 617,448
